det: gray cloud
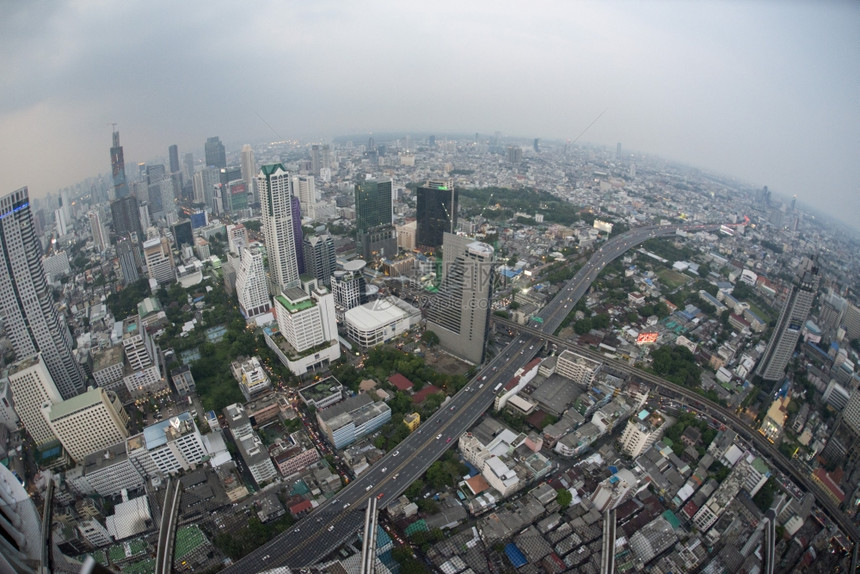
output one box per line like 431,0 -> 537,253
1,0 -> 858,226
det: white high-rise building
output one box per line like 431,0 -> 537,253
236,246 -> 271,319
227,223 -> 249,255
332,260 -> 367,321
7,354 -> 62,446
89,210 -> 107,252
142,236 -> 176,284
121,315 -> 165,398
192,166 -> 221,209
274,286 -> 338,353
0,188 -> 86,399
292,174 -> 316,220
42,386 -> 129,462
259,164 -> 300,291
240,144 -> 258,205
0,463 -> 42,573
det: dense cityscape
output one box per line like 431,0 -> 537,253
0,130 -> 859,574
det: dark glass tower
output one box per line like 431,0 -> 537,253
110,129 -> 129,199
168,144 -> 180,174
354,177 -> 392,231
0,188 -> 87,399
110,195 -> 144,241
204,136 -> 227,168
416,180 -> 458,250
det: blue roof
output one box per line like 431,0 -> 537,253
609,465 -> 618,474
638,409 -> 650,420
143,412 -> 192,450
505,543 -> 528,568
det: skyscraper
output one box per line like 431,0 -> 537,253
7,354 -> 63,446
235,245 -> 271,319
355,177 -> 396,260
0,461 -> 42,573
258,164 -> 300,292
110,194 -> 144,241
425,232 -> 495,364
240,144 -> 257,204
416,179 -> 458,250
110,128 -> 129,199
116,237 -> 141,284
168,144 -> 180,174
88,210 -> 107,252
204,136 -> 227,168
293,174 -> 316,220
303,234 -> 336,286
755,257 -> 819,381
291,196 -> 305,274
0,189 -> 86,398
355,177 -> 392,231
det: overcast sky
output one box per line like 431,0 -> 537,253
2,1 -> 858,226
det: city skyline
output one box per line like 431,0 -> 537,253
0,2 -> 858,227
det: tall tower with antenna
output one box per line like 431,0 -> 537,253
110,125 -> 130,200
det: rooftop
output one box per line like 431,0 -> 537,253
49,387 -> 107,421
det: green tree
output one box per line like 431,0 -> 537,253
556,489 -> 572,508
573,318 -> 592,335
421,330 -> 440,347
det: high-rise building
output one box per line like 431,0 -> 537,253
332,260 -> 368,321
204,136 -> 227,168
425,232 -> 495,364
168,144 -> 180,174
6,354 -> 62,446
355,177 -> 392,231
183,152 -> 195,181
110,194 -> 144,241
192,166 -> 221,208
240,144 -> 257,204
303,234 -> 336,286
145,163 -> 166,185
843,302 -> 860,341
293,174 -> 316,220
110,129 -> 130,200
0,189 -> 86,398
616,142 -> 622,159
236,246 -> 271,319
142,236 -> 175,284
506,145 -> 522,164
88,210 -> 107,252
416,179 -> 458,250
121,314 -> 165,398
226,223 -> 249,255
42,386 -> 129,462
259,164 -> 300,292
291,196 -> 305,274
116,237 -> 141,284
756,257 -> 819,381
274,286 -> 339,354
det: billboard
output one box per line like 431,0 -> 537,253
636,332 -> 659,345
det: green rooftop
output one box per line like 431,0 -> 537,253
276,294 -> 314,313
174,525 -> 206,560
751,456 -> 770,475
49,387 -> 106,421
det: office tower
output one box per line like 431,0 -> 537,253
192,166 -> 221,208
0,462 -> 42,574
416,179 -> 458,250
274,286 -> 339,355
110,128 -> 130,199
183,152 -> 195,181
42,386 -> 129,462
110,194 -> 144,241
54,206 -> 68,236
219,165 -> 241,186
355,177 -> 395,260
225,179 -> 249,213
126,412 -> 207,477
332,260 -> 368,321
240,144 -> 257,204
0,189 -> 86,398
843,302 -> 860,341
235,245 -> 271,319
819,289 -> 848,333
533,138 -> 540,153
138,201 -> 152,231
293,174 -> 316,220
756,257 -> 819,381
60,187 -> 72,222
426,232 -> 495,364
168,144 -> 180,174
7,354 -> 62,446
226,223 -> 248,255
116,237 -> 141,284
88,210 -> 107,252
616,142 -> 622,159
204,136 -> 227,168
506,145 -> 522,164
146,163 -> 166,185
355,177 -> 392,230
303,234 -> 336,286
142,236 -> 175,284
311,144 -> 322,177
121,314 -> 165,398
259,164 -> 301,291
291,196 -> 305,274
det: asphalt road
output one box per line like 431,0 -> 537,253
224,224 -> 707,571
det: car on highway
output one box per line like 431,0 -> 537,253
343,502 -> 350,508
376,493 -> 384,500
446,437 -> 452,443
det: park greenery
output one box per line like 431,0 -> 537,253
458,186 -> 583,225
211,514 -> 295,561
662,412 -> 718,457
645,346 -> 724,405
105,279 -> 151,319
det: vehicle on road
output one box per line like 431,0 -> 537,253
446,437 -> 452,443
376,493 -> 384,500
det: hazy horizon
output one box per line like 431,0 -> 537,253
2,1 -> 858,227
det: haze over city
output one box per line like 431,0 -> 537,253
1,1 -> 858,227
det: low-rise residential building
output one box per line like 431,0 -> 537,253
126,412 -> 207,478
230,356 -> 271,401
298,377 -> 344,410
316,394 -> 391,449
270,432 -> 320,477
555,350 -> 602,386
619,409 -> 672,458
